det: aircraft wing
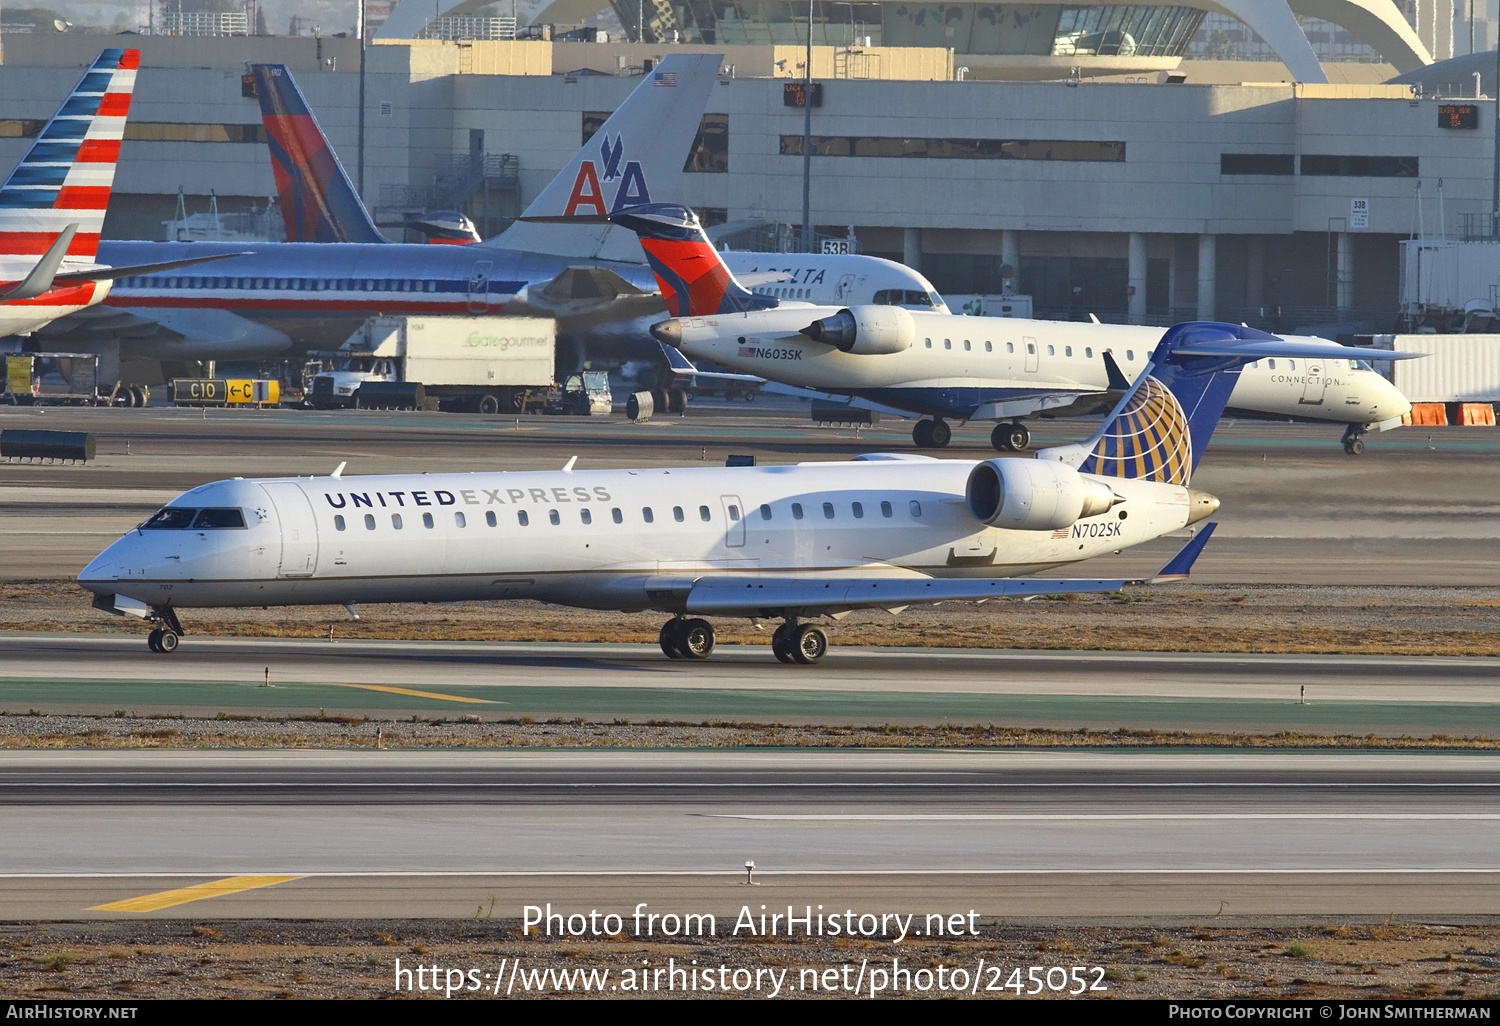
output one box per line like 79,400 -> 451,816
51,251 -> 254,284
678,525 -> 1216,617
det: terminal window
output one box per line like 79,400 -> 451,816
1300,155 -> 1418,177
1220,153 -> 1294,175
781,136 -> 1124,161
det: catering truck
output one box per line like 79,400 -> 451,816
306,315 -> 560,413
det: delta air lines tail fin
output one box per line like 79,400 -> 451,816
0,48 -> 138,278
251,63 -> 387,244
522,202 -> 775,316
611,203 -> 776,316
1039,322 -> 1419,484
486,53 -> 723,263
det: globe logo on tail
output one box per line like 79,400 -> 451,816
1078,376 -> 1192,485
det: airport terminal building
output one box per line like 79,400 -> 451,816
0,0 -> 1487,332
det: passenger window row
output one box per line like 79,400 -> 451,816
120,276 -> 442,293
331,498 -> 925,532
919,339 -> 1126,360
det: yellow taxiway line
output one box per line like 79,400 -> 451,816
90,875 -> 302,912
336,683 -> 495,704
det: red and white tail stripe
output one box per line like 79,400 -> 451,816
0,48 -> 139,278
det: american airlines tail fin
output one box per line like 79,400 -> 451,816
0,48 -> 138,277
1039,322 -> 1420,484
251,64 -> 387,244
486,53 -> 723,263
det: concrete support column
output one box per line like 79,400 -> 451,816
1196,233 -> 1217,321
1000,229 -> 1021,292
1245,234 -> 1265,315
902,227 -> 922,271
1127,232 -> 1147,324
1336,232 -> 1354,312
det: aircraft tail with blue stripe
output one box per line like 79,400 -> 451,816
1039,321 -> 1420,484
0,48 -> 137,280
251,64 -> 387,244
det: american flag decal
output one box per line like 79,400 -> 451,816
654,71 -> 677,86
1051,528 -> 1071,539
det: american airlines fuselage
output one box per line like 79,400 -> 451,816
80,241 -> 942,363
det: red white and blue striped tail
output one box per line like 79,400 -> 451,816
0,48 -> 139,277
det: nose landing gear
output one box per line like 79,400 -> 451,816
144,606 -> 185,654
1341,424 -> 1368,456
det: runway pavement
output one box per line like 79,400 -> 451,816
3,750 -> 1497,919
5,632 -> 1500,732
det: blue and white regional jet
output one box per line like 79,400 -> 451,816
79,320 -> 1390,661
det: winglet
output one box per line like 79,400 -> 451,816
331,461 -> 346,478
1142,523 -> 1217,583
0,224 -> 77,302
1101,349 -> 1131,391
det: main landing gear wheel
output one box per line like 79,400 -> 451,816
912,419 -> 951,448
477,393 -> 501,415
667,388 -> 689,415
991,421 -> 1030,452
659,618 -> 716,660
790,624 -> 828,665
147,628 -> 179,654
771,623 -> 796,663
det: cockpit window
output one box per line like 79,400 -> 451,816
873,289 -> 935,308
1350,359 -> 1374,371
192,508 -> 246,529
141,508 -> 199,529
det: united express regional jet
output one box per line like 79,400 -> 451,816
79,321 -> 1394,662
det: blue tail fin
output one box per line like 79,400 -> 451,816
251,64 -> 387,244
1039,321 -> 1309,484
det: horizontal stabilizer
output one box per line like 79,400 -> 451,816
657,342 -> 764,384
1145,522 -> 1216,582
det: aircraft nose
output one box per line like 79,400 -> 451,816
78,535 -> 131,591
1185,489 -> 1220,526
1379,375 -> 1412,417
650,318 -> 682,345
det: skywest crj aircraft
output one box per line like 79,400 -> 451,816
34,54 -> 940,371
81,321 -> 1393,662
0,49 -> 240,345
608,205 -> 1414,456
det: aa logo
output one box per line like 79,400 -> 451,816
564,134 -> 650,216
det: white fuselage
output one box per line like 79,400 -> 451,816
671,308 -> 1410,427
78,460 -> 1193,614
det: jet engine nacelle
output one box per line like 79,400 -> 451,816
965,458 -> 1116,532
802,306 -> 915,355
